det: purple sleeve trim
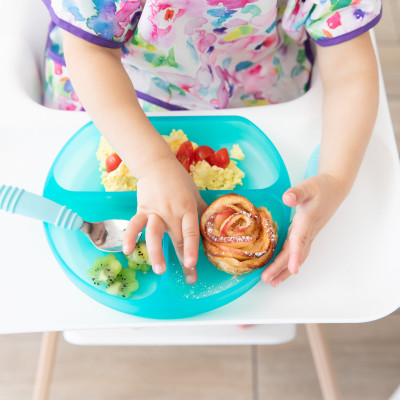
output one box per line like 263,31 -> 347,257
314,8 -> 382,47
46,24 -> 67,66
42,0 -> 126,49
135,91 -> 188,111
47,48 -> 66,66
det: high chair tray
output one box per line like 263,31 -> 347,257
43,116 -> 291,319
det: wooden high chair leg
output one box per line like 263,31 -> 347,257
32,331 -> 60,400
305,324 -> 342,400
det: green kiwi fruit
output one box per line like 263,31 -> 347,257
129,263 -> 151,273
106,268 -> 139,298
126,241 -> 151,273
88,254 -> 122,285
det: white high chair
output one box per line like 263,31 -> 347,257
6,4 -> 340,400
33,325 -> 339,400
2,2 -> 398,400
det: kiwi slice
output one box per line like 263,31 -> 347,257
126,241 -> 151,273
129,263 -> 151,273
88,254 -> 122,285
106,268 -> 139,298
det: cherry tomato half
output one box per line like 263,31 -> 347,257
194,145 -> 215,163
206,148 -> 230,169
176,141 -> 194,172
106,153 -> 122,173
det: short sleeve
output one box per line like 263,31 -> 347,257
42,0 -> 143,48
282,0 -> 382,47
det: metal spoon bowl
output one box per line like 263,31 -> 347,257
0,185 -> 140,252
81,219 -> 141,252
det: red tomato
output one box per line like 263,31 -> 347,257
206,148 -> 230,169
106,153 -> 122,173
194,145 -> 215,163
176,141 -> 194,172
179,157 -> 193,173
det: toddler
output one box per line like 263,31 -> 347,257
42,0 -> 381,285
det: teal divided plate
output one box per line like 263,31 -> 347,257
43,116 -> 291,319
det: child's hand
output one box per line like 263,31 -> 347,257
261,33 -> 379,287
261,173 -> 345,287
123,156 -> 207,285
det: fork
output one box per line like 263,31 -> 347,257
0,185 -> 141,252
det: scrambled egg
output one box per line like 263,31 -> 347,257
96,129 -> 245,191
190,160 -> 244,190
97,136 -> 138,191
230,144 -> 245,160
161,129 -> 198,154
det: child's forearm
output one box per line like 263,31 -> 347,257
63,31 -> 206,283
62,31 -> 175,178
317,32 -> 379,198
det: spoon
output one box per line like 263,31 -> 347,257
0,185 -> 140,252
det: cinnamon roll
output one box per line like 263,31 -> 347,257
200,194 -> 278,276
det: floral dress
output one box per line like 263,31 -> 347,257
42,0 -> 382,111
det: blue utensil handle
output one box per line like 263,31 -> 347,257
0,185 -> 83,230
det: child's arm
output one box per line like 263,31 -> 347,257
261,32 -> 379,286
63,31 -> 206,284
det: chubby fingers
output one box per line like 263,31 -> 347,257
145,214 -> 167,275
270,268 -> 292,287
287,211 -> 314,275
261,240 -> 296,287
286,228 -> 306,275
261,239 -> 290,286
123,213 -> 147,255
261,222 -> 312,287
274,231 -> 312,286
282,178 -> 314,208
261,182 -> 314,286
169,213 -> 199,286
181,212 -> 200,269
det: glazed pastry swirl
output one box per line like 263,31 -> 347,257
200,194 -> 278,276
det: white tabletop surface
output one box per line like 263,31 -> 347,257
0,15 -> 399,334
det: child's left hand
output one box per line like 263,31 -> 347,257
261,32 -> 379,287
261,173 -> 345,287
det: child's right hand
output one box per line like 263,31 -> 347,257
62,31 -> 208,284
122,155 -> 207,285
